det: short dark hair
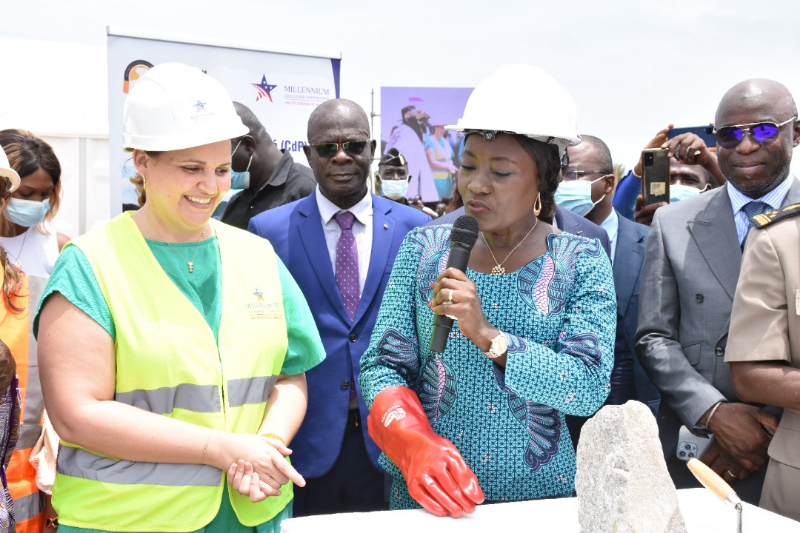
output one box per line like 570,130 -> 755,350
510,135 -> 561,221
575,135 -> 613,171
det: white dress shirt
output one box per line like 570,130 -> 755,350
599,209 -> 619,265
315,186 -> 373,294
726,175 -> 794,246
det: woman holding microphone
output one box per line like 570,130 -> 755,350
36,63 -> 324,532
360,65 -> 616,518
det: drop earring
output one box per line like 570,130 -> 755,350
533,192 -> 542,217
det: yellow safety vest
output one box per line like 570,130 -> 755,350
52,213 -> 290,531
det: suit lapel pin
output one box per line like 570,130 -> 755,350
384,224 -> 389,230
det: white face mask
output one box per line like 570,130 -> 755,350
381,179 -> 409,200
554,177 -> 606,217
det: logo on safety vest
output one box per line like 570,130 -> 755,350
246,288 -> 282,320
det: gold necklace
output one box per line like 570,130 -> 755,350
481,218 -> 538,275
8,228 -> 29,268
142,212 -> 205,273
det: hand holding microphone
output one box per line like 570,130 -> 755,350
428,216 -> 501,357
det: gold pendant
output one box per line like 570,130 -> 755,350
491,264 -> 506,275
188,261 -> 194,273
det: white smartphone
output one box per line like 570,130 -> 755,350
677,425 -> 714,461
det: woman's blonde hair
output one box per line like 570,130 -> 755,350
129,151 -> 162,207
0,129 -> 62,236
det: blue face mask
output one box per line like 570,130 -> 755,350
669,183 -> 702,203
554,178 -> 605,217
5,197 -> 50,227
230,140 -> 252,190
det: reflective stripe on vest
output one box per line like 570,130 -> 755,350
12,489 -> 44,522
58,446 -> 221,486
52,214 -> 290,530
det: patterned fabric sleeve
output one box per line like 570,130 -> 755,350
504,236 -> 616,417
359,230 -> 424,409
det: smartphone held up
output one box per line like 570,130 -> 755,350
641,148 -> 670,206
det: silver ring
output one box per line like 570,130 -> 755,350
727,469 -> 736,478
446,314 -> 457,320
693,149 -> 702,157
447,289 -> 454,303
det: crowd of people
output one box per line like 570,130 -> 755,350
0,59 -> 798,531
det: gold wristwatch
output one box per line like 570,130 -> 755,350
483,332 -> 508,359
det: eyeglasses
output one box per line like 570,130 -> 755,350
561,168 -> 612,181
713,117 -> 796,149
312,141 -> 369,158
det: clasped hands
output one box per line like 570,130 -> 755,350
698,402 -> 778,484
223,433 -> 305,503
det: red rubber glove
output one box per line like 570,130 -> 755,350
367,385 -> 484,517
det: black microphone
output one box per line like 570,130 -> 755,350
429,215 -> 479,354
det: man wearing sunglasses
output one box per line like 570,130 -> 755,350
248,98 -> 430,516
636,78 -> 800,505
221,103 -> 316,230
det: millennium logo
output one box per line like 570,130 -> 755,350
251,75 -> 278,103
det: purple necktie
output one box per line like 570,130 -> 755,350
334,211 -> 360,321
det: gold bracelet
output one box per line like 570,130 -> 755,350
260,432 -> 286,446
201,430 -> 212,463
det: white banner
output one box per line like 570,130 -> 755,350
107,28 -> 341,212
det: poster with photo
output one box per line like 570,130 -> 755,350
381,87 -> 472,204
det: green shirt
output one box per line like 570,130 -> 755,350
37,236 -> 323,532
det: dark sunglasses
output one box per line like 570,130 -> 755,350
713,117 -> 796,149
313,141 -> 368,158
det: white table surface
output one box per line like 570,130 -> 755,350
280,488 -> 800,533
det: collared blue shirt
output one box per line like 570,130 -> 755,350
599,209 -> 619,265
726,175 -> 794,245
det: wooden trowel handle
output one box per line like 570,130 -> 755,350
687,458 -> 737,502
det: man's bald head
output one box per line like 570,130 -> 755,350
716,79 -> 797,126
233,102 -> 269,141
303,99 -> 376,210
307,99 -> 370,143
714,78 -> 799,198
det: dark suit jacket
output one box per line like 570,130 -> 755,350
635,180 -> 800,503
248,193 -> 430,477
429,206 -> 611,257
613,213 -> 654,409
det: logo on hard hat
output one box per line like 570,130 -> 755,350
251,75 -> 278,103
123,59 -> 154,94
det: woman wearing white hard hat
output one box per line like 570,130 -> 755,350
36,62 -> 325,532
360,65 -> 615,517
0,130 -> 68,278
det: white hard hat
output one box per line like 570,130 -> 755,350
447,64 -> 580,161
122,62 -> 248,152
0,145 -> 20,194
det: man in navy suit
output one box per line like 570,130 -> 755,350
248,99 -> 430,516
567,135 -> 656,413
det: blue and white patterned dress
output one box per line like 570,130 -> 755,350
359,225 -> 616,508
